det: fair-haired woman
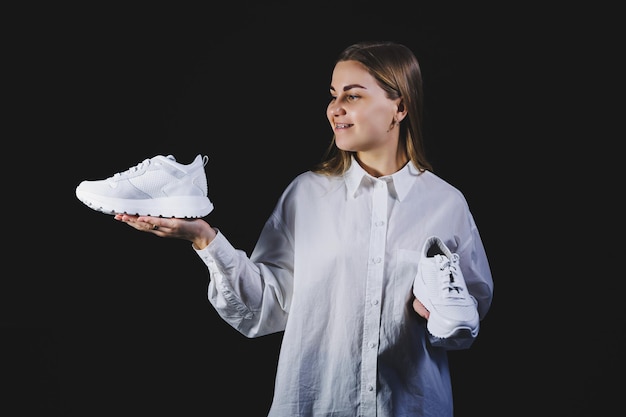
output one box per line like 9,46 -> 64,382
115,41 -> 494,417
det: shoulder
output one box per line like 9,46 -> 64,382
413,170 -> 471,207
418,170 -> 465,194
284,170 -> 342,192
268,171 -> 341,225
274,171 -> 343,208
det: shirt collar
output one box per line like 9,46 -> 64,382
344,156 -> 422,201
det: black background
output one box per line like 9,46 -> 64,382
3,3 -> 622,416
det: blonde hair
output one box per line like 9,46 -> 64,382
313,41 -> 433,176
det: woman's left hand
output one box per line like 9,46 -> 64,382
412,297 -> 430,319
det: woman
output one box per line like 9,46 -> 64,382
114,41 -> 494,417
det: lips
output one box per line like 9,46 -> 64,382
335,123 -> 353,129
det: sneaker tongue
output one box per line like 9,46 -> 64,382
435,255 -> 459,299
434,254 -> 448,266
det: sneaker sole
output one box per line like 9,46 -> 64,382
76,189 -> 214,218
429,329 -> 477,350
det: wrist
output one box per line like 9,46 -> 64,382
192,225 -> 217,250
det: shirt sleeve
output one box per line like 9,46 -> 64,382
193,213 -> 294,338
457,213 -> 494,320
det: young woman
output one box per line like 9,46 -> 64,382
114,41 -> 494,417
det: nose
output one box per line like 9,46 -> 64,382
328,102 -> 346,117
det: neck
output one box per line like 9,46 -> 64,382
355,152 -> 408,177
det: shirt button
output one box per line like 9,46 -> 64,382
368,341 -> 376,349
372,299 -> 379,306
368,385 -> 374,392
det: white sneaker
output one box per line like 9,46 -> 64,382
413,236 -> 479,349
76,154 -> 214,218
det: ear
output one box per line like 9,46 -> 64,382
396,100 -> 407,122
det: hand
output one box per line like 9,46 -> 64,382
114,214 -> 217,249
412,297 -> 430,320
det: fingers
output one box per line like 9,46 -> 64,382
412,298 -> 430,319
114,214 -> 162,233
141,216 -> 163,233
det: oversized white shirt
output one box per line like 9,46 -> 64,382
194,158 -> 494,417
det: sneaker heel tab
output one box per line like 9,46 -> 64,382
201,155 -> 209,166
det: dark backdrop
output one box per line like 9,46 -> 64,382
3,3 -> 622,417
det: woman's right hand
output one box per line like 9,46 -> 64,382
114,214 -> 217,250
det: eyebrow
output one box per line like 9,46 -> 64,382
329,84 -> 367,92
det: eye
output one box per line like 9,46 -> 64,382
329,93 -> 361,104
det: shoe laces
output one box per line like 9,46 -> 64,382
435,253 -> 467,299
111,158 -> 153,180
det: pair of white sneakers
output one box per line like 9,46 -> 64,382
75,155 -> 478,349
413,236 -> 480,350
75,154 -> 214,218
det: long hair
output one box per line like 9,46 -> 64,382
313,41 -> 433,176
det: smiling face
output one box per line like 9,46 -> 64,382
327,60 -> 405,156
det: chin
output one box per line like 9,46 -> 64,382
335,140 -> 358,152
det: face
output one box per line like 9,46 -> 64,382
327,60 -> 402,154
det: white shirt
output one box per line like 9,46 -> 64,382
195,158 -> 494,417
